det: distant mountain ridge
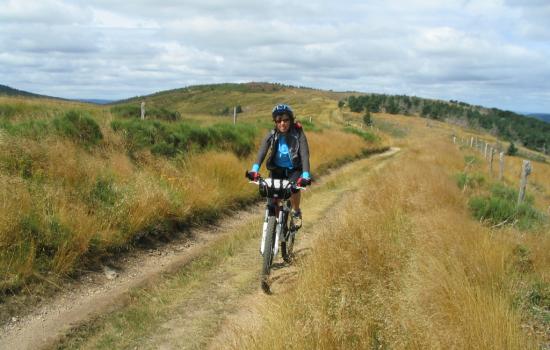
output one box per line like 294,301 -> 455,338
528,113 -> 550,123
0,84 -> 110,104
77,99 -> 115,105
0,84 -> 45,98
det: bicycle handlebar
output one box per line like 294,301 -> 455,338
248,177 -> 307,191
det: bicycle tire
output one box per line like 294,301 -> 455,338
261,216 -> 276,291
281,230 -> 295,263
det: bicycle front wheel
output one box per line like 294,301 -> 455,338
281,229 -> 295,263
261,216 -> 276,292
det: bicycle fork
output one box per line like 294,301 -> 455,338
260,203 -> 287,256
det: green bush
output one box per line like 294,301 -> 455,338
0,119 -> 52,139
363,110 -> 372,126
455,172 -> 485,189
298,119 -> 321,132
88,176 -> 118,207
111,119 -> 257,157
111,105 -> 180,121
111,105 -> 140,118
468,183 -> 545,230
507,142 -> 518,156
343,126 -> 378,142
53,110 -> 103,146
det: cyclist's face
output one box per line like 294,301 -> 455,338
275,114 -> 291,133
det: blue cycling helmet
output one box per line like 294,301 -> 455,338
271,104 -> 294,121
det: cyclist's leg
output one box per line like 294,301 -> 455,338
288,169 -> 302,212
290,191 -> 301,211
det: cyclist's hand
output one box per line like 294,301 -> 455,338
297,177 -> 311,187
245,170 -> 260,181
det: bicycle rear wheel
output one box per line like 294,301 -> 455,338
261,216 -> 276,293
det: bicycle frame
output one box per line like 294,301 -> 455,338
260,195 -> 291,257
251,178 -> 303,259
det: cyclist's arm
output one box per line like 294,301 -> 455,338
299,130 -> 310,177
253,131 -> 273,171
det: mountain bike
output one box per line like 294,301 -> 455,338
247,176 -> 305,293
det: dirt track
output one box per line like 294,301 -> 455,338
0,148 -> 399,350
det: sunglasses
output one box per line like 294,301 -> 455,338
275,118 -> 290,124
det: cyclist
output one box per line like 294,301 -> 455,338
247,104 -> 311,228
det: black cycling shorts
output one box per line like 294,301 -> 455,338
269,168 -> 301,193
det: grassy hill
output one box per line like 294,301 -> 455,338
0,84 -> 70,102
346,93 -> 550,155
0,83 -> 388,306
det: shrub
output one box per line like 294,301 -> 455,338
53,110 -> 103,146
110,105 -> 141,119
455,172 -> 485,190
507,142 -> 518,156
0,119 -> 52,139
88,176 -> 118,207
111,105 -> 180,121
110,119 -> 257,157
468,183 -> 545,230
363,109 -> 372,126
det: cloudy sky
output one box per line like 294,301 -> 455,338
1,0 -> 549,112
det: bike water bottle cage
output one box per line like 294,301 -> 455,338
258,178 -> 293,199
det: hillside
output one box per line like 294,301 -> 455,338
0,84 -> 67,101
0,83 -> 388,318
0,84 -> 42,98
111,83 -> 549,154
346,93 -> 550,154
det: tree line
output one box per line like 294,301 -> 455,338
346,94 -> 550,154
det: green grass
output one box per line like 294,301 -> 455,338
342,126 -> 378,142
455,171 -> 485,190
468,183 -> 546,230
110,119 -> 258,157
1,110 -> 103,146
0,119 -> 52,140
53,111 -> 103,146
110,104 -> 181,121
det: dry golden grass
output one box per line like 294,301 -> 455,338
235,128 -> 547,349
1,113 -> 385,292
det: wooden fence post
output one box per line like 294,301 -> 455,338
233,106 -> 237,125
141,101 -> 145,120
470,137 -> 474,147
498,152 -> 504,181
484,143 -> 489,160
489,147 -> 494,176
518,160 -> 532,205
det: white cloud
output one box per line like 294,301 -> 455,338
0,0 -> 549,112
